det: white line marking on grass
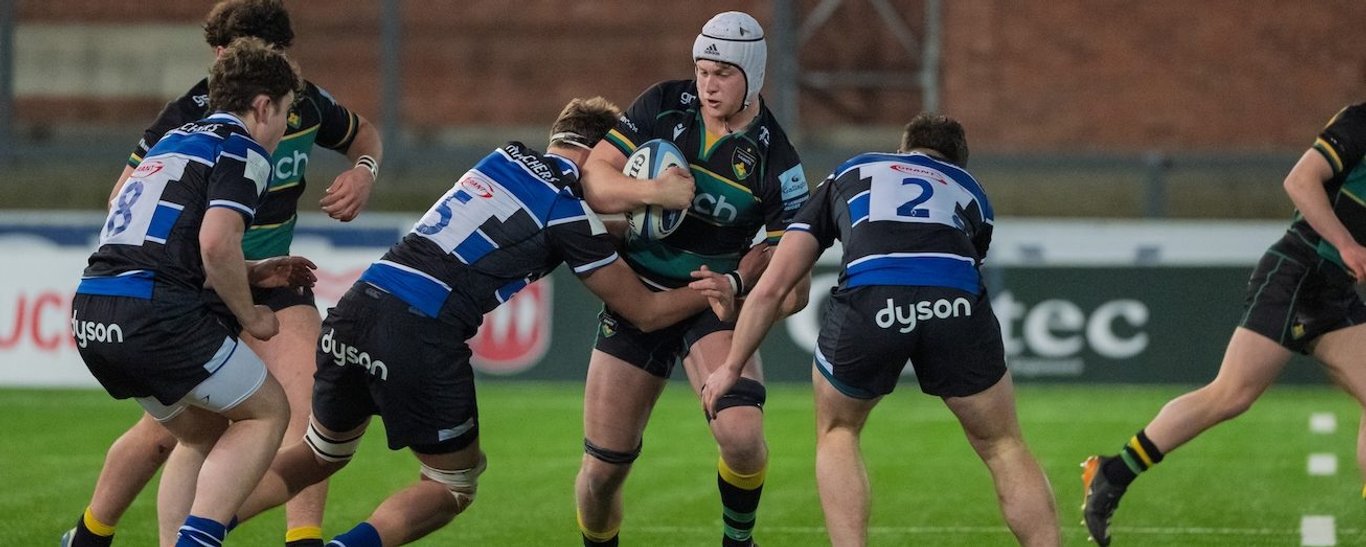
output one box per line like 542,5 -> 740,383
1308,453 -> 1339,476
633,524 -> 1310,537
1301,515 -> 1336,546
1310,413 -> 1337,434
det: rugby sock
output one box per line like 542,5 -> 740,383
718,457 -> 766,547
1103,429 -> 1165,487
577,509 -> 620,546
327,522 -> 381,547
285,525 -> 325,547
68,507 -> 115,547
175,515 -> 226,547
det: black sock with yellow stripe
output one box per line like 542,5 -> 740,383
718,457 -> 765,547
69,507 -> 115,547
578,510 -> 619,547
285,526 -> 324,547
1103,429 -> 1165,487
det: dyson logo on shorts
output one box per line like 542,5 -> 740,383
320,329 -> 389,380
875,297 -> 972,333
71,311 -> 125,348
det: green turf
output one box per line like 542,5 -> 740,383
0,382 -> 1358,546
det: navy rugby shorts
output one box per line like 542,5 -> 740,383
1239,233 -> 1366,353
593,307 -> 732,378
815,285 -> 1006,399
311,282 -> 480,453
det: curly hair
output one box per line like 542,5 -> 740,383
208,37 -> 302,114
549,97 -> 621,150
900,113 -> 970,168
203,0 -> 294,49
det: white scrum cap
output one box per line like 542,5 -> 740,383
692,11 -> 767,107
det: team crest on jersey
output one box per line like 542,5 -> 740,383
599,313 -> 618,338
471,279 -> 552,375
732,146 -> 758,181
287,111 -> 301,129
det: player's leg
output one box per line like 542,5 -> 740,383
943,374 -> 1059,547
64,413 -> 177,547
1081,327 -> 1289,545
810,366 -> 878,547
576,349 -> 667,546
328,442 -> 485,546
158,340 -> 291,547
681,329 -> 768,547
236,416 -> 362,523
242,300 -> 328,547
1306,323 -> 1366,494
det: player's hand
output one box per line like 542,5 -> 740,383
320,166 -> 375,222
654,166 -> 695,210
249,256 -> 318,290
689,265 -> 737,321
700,366 -> 742,420
242,305 -> 280,341
737,242 -> 772,290
1340,242 -> 1366,281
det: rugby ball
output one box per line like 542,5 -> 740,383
622,139 -> 688,241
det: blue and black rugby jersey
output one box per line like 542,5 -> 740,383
129,78 -> 360,259
1299,103 -> 1366,268
603,80 -> 809,288
80,112 -> 271,299
789,151 -> 994,296
357,141 -> 619,328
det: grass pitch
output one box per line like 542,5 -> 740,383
0,382 -> 1358,546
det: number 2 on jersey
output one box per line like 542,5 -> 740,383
869,173 -> 935,222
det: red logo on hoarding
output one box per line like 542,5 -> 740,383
461,177 -> 495,198
471,278 -> 551,374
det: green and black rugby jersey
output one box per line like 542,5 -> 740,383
128,78 -> 361,259
603,79 -> 810,288
1299,103 -> 1366,268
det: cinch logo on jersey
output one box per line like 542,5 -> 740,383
693,192 -> 740,223
275,149 -> 309,181
874,297 -> 972,333
71,311 -> 124,348
319,329 -> 389,380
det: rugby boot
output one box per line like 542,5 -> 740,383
1081,455 -> 1126,546
59,528 -> 74,547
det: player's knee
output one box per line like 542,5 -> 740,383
712,377 -> 767,415
420,453 -> 487,517
304,421 -> 361,467
580,439 -> 638,494
1202,383 -> 1258,420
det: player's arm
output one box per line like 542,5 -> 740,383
1285,150 -> 1366,277
201,208 -> 278,340
581,142 -> 694,213
321,114 -> 383,221
108,165 -> 137,209
578,259 -> 709,332
698,230 -> 821,418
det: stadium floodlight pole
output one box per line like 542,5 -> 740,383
770,0 -> 800,140
920,0 -> 941,114
0,0 -> 14,166
380,0 -> 402,166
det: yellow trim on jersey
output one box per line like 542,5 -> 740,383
334,112 -> 358,148
1127,437 -> 1154,467
1315,137 -> 1344,173
281,125 -> 320,142
1341,188 -> 1366,207
248,218 -> 294,230
703,128 -> 725,157
692,164 -> 752,195
765,229 -> 785,239
605,129 -> 637,153
268,181 -> 301,193
128,152 -> 143,166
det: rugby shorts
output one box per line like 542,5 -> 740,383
311,282 -> 480,454
1239,233 -> 1366,353
592,307 -> 732,378
815,285 -> 1006,399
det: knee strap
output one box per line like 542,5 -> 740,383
420,453 -> 487,512
584,438 -> 642,465
713,377 -> 767,415
304,421 -> 363,463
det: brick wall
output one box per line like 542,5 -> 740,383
16,0 -> 1366,151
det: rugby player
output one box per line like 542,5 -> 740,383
573,11 -> 811,547
62,2 -> 381,546
69,38 -> 310,547
1082,103 -> 1366,545
696,114 -> 1061,547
